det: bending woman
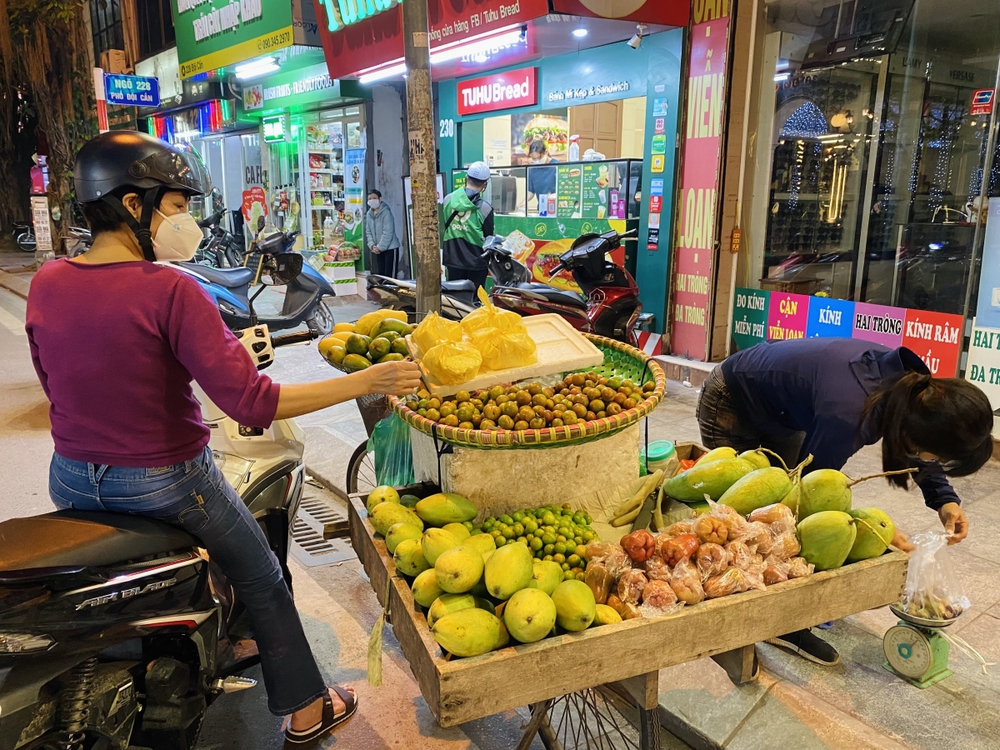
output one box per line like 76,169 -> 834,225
698,337 -> 992,665
25,131 -> 423,745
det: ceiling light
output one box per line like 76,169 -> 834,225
572,28 -> 588,39
234,57 -> 279,80
359,62 -> 407,84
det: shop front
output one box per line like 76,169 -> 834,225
314,0 -> 688,335
732,0 -> 1000,380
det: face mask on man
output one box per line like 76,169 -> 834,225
368,198 -> 380,210
151,209 -> 204,261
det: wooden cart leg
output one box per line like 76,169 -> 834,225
516,700 -> 554,750
711,644 -> 759,685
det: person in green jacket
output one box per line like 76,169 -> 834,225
442,161 -> 494,290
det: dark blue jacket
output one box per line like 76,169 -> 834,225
720,338 -> 958,510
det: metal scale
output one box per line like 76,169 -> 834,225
883,604 -> 958,688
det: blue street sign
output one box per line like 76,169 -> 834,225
104,74 -> 160,107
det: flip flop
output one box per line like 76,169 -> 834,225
284,686 -> 358,746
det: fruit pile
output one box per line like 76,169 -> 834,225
366,487 -> 613,659
318,309 -> 413,372
401,371 -> 656,431
664,447 -> 898,572
585,500 -> 815,621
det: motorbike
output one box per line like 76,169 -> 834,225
0,251 -> 317,750
13,222 -> 34,253
194,210 -> 246,269
366,273 -> 478,322
172,217 -> 336,335
484,229 -> 649,344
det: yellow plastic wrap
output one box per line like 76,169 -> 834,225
468,326 -> 537,371
412,312 -> 463,354
462,287 -> 527,335
422,341 -> 483,385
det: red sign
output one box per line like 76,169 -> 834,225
669,8 -> 731,360
551,0 -> 688,26
649,195 -> 662,214
971,88 -> 995,116
457,67 -> 537,115
314,0 -> 550,81
902,309 -> 964,378
241,186 -> 267,223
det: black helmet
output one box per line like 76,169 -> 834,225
74,131 -> 210,201
73,131 -> 210,261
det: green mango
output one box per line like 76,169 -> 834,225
797,511 -> 857,571
719,467 -> 793,516
799,469 -> 852,518
846,508 -> 894,562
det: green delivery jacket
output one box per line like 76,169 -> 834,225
441,187 -> 495,271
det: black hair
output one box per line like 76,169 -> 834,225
368,189 -> 382,199
528,139 -> 548,156
861,372 -> 993,488
466,176 -> 488,190
81,186 -> 151,236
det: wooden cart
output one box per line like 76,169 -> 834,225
348,495 -> 907,749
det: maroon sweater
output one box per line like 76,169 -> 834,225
26,259 -> 280,467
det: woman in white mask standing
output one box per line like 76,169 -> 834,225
363,189 -> 400,278
25,131 -> 422,744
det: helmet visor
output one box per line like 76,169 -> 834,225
131,144 -> 210,196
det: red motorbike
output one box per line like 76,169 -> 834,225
483,229 -> 648,344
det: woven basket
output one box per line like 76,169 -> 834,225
390,334 -> 665,449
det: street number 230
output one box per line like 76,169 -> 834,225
439,119 -> 455,138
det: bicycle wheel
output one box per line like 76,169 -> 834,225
347,441 -> 377,495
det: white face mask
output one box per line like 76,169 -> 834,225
151,209 -> 203,261
368,199 -> 380,210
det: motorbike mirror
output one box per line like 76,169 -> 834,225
255,214 -> 266,236
259,252 -> 303,286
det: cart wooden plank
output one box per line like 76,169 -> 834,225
347,496 -> 907,728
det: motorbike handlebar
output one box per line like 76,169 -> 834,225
271,330 -> 318,347
620,229 -> 638,239
548,262 -> 566,277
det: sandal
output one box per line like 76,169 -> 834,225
284,686 -> 358,745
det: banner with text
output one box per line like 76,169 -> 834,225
669,1 -> 731,359
967,322 -> 1000,436
171,0 -> 294,78
731,288 -> 964,377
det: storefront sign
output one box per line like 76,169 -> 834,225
556,165 -> 582,218
976,198 -> 1000,328
104,74 -> 159,107
457,68 -> 537,116
344,148 -> 366,244
317,0 -> 399,32
649,196 -> 662,213
262,115 -> 287,142
970,88 -> 994,116
243,58 -> 352,113
242,186 -> 267,223
732,288 -> 964,378
551,0 -> 688,25
966,324 -> 1000,435
171,0 -> 294,78
669,2 -> 730,359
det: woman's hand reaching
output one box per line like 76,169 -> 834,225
938,502 -> 968,545
365,359 -> 423,396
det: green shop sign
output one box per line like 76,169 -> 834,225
242,58 -> 366,114
171,0 -> 294,79
316,0 -> 400,32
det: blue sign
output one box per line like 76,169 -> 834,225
806,296 -> 855,338
104,74 -> 159,107
650,179 -> 664,198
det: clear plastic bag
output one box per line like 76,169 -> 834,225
422,341 -> 483,385
617,569 -> 648,605
585,541 -> 632,579
704,567 -> 749,598
696,543 -> 731,580
412,312 -> 463,354
462,287 -> 527,335
640,579 -> 684,617
900,531 -> 969,621
669,559 -> 706,604
371,414 -> 414,487
786,557 -> 815,579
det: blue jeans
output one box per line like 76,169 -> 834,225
48,446 -> 327,716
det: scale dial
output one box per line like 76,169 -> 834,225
884,624 -> 933,678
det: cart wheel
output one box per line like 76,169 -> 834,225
347,441 -> 377,495
537,688 -> 658,750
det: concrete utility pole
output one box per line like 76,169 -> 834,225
403,0 -> 441,316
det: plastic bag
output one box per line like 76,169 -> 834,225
644,555 -> 672,582
763,556 -> 791,585
462,287 -> 527,335
659,533 -> 700,567
371,414 -> 414,487
585,564 -> 614,604
422,341 -> 483,385
704,567 -> 749,598
660,520 -> 695,539
696,543 -> 731,580
725,540 -> 755,570
640,579 -> 683,617
412,312 -> 463,354
900,531 -> 969,621
786,557 -> 815,579
617,569 -> 648,605
669,559 -> 706,604
693,515 -> 729,545
468,326 -> 537,372
585,541 -> 632,579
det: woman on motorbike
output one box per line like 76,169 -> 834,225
24,131 -> 422,745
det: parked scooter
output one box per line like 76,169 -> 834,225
484,229 -> 648,343
172,217 -> 336,335
366,273 -> 478,322
13,221 -> 34,252
195,209 -> 246,269
0,251 -> 316,750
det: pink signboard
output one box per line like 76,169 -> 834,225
852,302 -> 905,348
766,292 -> 809,340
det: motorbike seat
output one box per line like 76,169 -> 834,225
511,282 -> 588,310
441,279 -> 476,294
178,262 -> 255,289
0,511 -> 196,572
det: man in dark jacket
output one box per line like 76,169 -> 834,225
442,161 -> 494,290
